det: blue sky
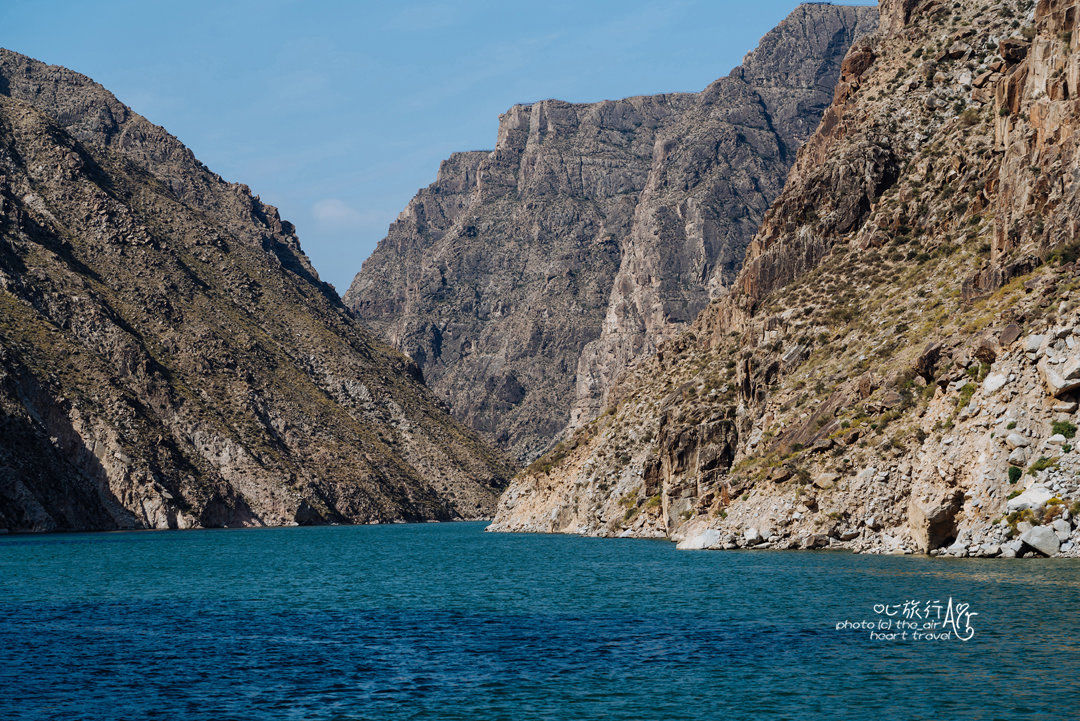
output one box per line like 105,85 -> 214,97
2,0 -> 866,293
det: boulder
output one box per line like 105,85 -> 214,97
743,527 -> 762,545
1006,484 -> 1054,512
908,489 -> 963,551
1061,357 -> 1080,381
812,472 -> 839,489
1006,433 -> 1030,449
1025,334 -> 1047,353
1038,359 -> 1080,397
915,343 -> 942,381
1020,525 -> 1060,556
770,466 -> 793,483
1008,446 -> 1028,466
1047,434 -> 1067,445
945,539 -> 968,556
676,528 -> 723,550
973,337 -> 998,364
983,372 -> 1008,394
1052,519 -> 1072,540
1001,539 -> 1023,557
999,323 -> 1022,346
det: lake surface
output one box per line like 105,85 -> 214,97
2,522 -> 1078,719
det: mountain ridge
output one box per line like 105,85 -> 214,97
346,3 -> 878,463
492,0 -> 1080,559
0,48 -> 512,532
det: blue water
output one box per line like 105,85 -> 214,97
2,522 -> 1078,720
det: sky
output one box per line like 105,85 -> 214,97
1,0 -> 870,294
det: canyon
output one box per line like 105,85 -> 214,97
491,0 -> 1080,558
345,4 -> 878,463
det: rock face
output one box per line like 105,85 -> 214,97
491,0 -> 1080,558
345,4 -> 878,463
0,49 -> 511,533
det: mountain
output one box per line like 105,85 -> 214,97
491,0 -> 1080,558
0,49 -> 511,533
344,4 -> 879,463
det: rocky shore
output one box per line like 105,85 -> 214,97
491,0 -> 1080,560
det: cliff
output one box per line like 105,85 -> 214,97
0,49 -> 511,532
345,4 -> 878,463
492,0 -> 1080,559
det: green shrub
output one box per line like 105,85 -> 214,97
1049,241 -> 1080,265
1052,420 -> 1078,439
956,382 -> 976,409
1006,421 -> 1017,430
1008,466 -> 1022,484
1028,456 -> 1060,475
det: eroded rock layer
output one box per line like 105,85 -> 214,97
493,0 -> 1080,559
0,49 -> 511,532
346,4 -> 878,463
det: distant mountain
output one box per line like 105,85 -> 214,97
491,0 -> 1080,560
0,49 -> 511,532
345,3 -> 878,463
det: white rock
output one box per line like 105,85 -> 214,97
743,527 -> 762,545
1026,335 -> 1047,353
1053,519 -> 1072,540
946,539 -> 968,556
983,373 -> 1008,393
1048,434 -> 1067,445
812,472 -> 839,489
1063,357 -> 1080,380
1006,433 -> 1030,449
1007,484 -> 1054,512
1038,359 -> 1080,397
1008,447 -> 1028,465
1021,525 -> 1061,556
676,529 -> 723,550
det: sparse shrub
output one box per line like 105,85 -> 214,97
1049,241 -> 1080,265
1052,421 -> 1077,439
956,382 -> 976,409
1028,456 -> 1060,475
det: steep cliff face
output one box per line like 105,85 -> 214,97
0,49 -> 511,533
345,4 -> 878,463
493,0 -> 1080,559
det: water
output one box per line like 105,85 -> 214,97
1,522 -> 1078,719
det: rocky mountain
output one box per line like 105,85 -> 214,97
0,49 -> 511,533
345,4 -> 878,463
492,0 -> 1080,558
